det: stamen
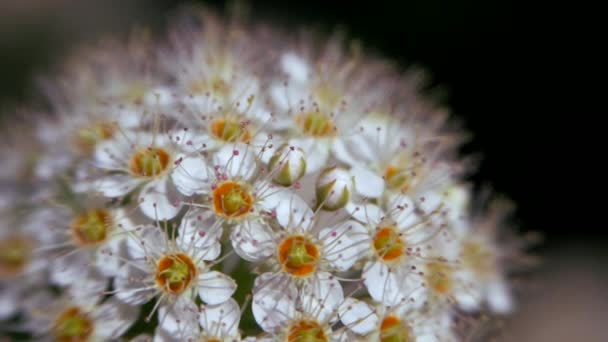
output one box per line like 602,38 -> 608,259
278,235 -> 320,277
155,253 -> 197,295
128,147 -> 171,177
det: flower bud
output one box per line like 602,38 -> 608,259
316,166 -> 353,211
268,144 -> 306,186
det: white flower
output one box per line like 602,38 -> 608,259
268,52 -> 387,174
252,282 -> 343,340
93,128 -> 209,220
114,224 -> 235,318
346,193 -> 449,306
46,205 -> 135,287
240,191 -> 367,324
155,299 -> 243,342
333,112 -> 459,200
338,298 -> 457,342
184,143 -> 299,259
22,292 -> 138,341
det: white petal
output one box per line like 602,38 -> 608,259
68,268 -> 107,307
95,237 -> 124,277
345,202 -> 384,225
95,175 -> 142,197
267,190 -> 314,229
300,272 -> 344,322
157,300 -> 198,337
198,271 -> 237,305
199,298 -> 241,337
281,53 -> 309,83
387,194 -> 418,228
171,154 -> 209,196
292,138 -> 330,174
50,250 -> 89,286
338,298 -> 378,335
362,261 -> 401,306
213,144 -> 257,180
114,263 -> 156,305
320,220 -> 369,271
138,179 -> 182,220
486,280 -> 513,314
143,86 -> 176,109
231,221 -> 275,262
126,225 -> 166,260
350,165 -> 385,198
178,211 -> 222,261
94,297 -> 140,338
252,286 -> 296,332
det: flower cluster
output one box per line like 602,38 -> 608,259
0,9 -> 523,341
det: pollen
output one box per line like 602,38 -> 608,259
379,315 -> 413,342
209,117 -> 251,143
128,147 -> 171,177
295,112 -> 336,137
155,253 -> 197,295
373,227 -> 405,262
53,307 -> 94,342
425,262 -> 453,295
71,209 -> 112,246
73,122 -> 116,154
212,181 -> 254,218
287,320 -> 328,342
0,236 -> 32,277
278,235 -> 320,277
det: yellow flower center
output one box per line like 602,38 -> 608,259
425,262 -> 453,295
287,320 -> 328,342
0,236 -> 32,277
73,122 -> 116,154
53,307 -> 94,342
71,209 -> 112,246
155,253 -> 197,295
212,181 -> 254,218
380,316 -> 413,342
373,227 -> 405,262
209,117 -> 251,143
295,112 -> 335,137
128,147 -> 171,178
278,235 -> 320,277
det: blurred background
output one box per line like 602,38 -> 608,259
0,0 -> 601,340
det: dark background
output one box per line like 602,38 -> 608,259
0,1 -> 602,340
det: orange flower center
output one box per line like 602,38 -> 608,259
295,112 -> 335,137
128,147 -> 171,178
373,227 -> 405,262
209,117 -> 252,143
212,181 -> 254,218
380,315 -> 413,342
0,236 -> 32,278
425,262 -> 453,295
53,307 -> 94,342
71,209 -> 112,246
73,122 -> 116,154
384,166 -> 411,192
278,235 -> 320,277
155,253 -> 197,294
287,320 -> 328,342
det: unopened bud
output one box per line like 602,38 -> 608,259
268,144 -> 306,186
316,166 -> 352,211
